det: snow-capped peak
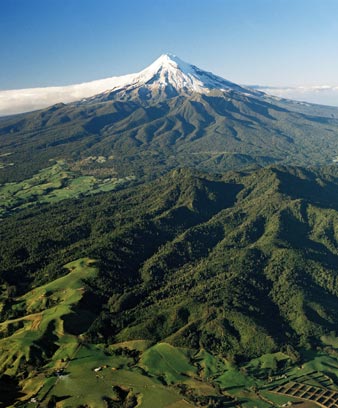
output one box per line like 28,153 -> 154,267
145,53 -> 195,76
92,53 -> 261,101
134,53 -> 206,92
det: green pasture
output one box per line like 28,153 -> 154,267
8,338 -> 338,407
37,343 -> 194,408
0,160 -> 134,217
0,258 -> 97,377
140,343 -> 197,384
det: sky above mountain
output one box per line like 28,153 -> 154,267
1,0 -> 338,108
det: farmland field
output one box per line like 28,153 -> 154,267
0,159 -> 135,217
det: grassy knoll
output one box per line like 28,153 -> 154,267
193,348 -> 230,380
140,343 -> 197,384
217,368 -> 255,390
321,335 -> 338,349
0,160 -> 135,217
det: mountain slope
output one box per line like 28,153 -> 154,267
1,55 -> 338,184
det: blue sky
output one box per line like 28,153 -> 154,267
1,0 -> 338,90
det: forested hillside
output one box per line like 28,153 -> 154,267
1,165 -> 338,364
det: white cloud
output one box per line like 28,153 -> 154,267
0,73 -> 137,116
253,85 -> 338,107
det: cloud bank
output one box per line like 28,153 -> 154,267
0,74 -> 135,116
252,85 -> 338,107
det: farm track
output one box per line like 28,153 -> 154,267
30,314 -> 42,331
271,381 -> 338,408
39,339 -> 83,403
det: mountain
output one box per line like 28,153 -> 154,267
1,54 -> 338,185
0,54 -> 260,116
2,55 -> 338,406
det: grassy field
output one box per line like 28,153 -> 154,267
140,343 -> 197,383
4,335 -> 338,407
46,345 -> 194,408
0,159 -> 135,217
33,341 -> 230,408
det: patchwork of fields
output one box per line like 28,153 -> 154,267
0,159 -> 135,217
2,258 -> 338,407
271,382 -> 338,407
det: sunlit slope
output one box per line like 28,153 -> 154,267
0,258 -> 97,376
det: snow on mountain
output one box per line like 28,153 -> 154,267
92,53 -> 261,101
107,53 -> 247,93
0,54 -> 262,116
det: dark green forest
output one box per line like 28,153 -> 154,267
1,165 -> 338,361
